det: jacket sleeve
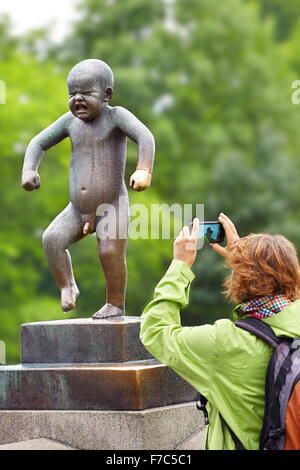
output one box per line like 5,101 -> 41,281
140,259 -> 218,399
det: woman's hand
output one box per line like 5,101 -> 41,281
173,218 -> 200,268
211,213 -> 239,258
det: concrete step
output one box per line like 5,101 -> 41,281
0,404 -> 205,450
0,361 -> 196,410
21,316 -> 152,364
0,438 -> 76,450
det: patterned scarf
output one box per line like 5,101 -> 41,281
238,295 -> 292,320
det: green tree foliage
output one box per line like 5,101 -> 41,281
64,0 -> 300,323
1,1 -> 300,362
283,17 -> 300,77
250,0 -> 300,41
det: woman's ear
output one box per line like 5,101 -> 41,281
104,86 -> 114,102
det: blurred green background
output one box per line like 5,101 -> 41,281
1,0 -> 300,363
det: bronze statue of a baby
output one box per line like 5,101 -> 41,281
22,59 -> 155,319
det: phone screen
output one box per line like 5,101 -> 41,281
190,221 -> 225,244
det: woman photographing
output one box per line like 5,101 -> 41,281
140,213 -> 300,450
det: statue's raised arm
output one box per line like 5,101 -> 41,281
22,113 -> 71,191
114,106 -> 155,192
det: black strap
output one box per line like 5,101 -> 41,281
196,392 -> 246,449
219,414 -> 246,450
259,351 -> 277,449
235,317 -> 282,348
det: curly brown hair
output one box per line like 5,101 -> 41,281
224,234 -> 300,304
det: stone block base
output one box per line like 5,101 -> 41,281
0,438 -> 75,450
0,361 -> 196,411
0,402 -> 205,450
21,317 -> 152,364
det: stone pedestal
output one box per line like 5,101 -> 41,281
21,317 -> 152,364
0,316 -> 204,449
0,404 -> 205,450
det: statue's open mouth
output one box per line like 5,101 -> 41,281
75,103 -> 88,112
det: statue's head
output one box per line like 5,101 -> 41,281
67,59 -> 114,121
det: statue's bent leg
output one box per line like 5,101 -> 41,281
42,202 -> 84,312
93,197 -> 129,319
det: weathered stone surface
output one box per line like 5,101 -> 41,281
0,438 -> 76,450
0,403 -> 205,450
176,430 -> 205,450
0,361 -> 196,411
21,317 -> 152,364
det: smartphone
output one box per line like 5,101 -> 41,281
189,221 -> 225,244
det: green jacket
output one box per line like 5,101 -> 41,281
140,259 -> 300,450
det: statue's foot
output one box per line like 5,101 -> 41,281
61,285 -> 80,312
92,303 -> 124,320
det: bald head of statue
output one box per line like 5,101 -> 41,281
67,59 -> 114,121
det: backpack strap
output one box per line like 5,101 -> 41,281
219,414 -> 246,450
235,317 -> 282,348
196,392 -> 246,450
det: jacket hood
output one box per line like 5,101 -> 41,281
233,298 -> 300,339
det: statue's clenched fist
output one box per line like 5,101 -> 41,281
129,169 -> 152,192
22,170 -> 41,191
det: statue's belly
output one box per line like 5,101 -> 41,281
70,153 -> 125,214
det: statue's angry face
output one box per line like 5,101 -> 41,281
68,74 -> 105,121
67,60 -> 114,121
